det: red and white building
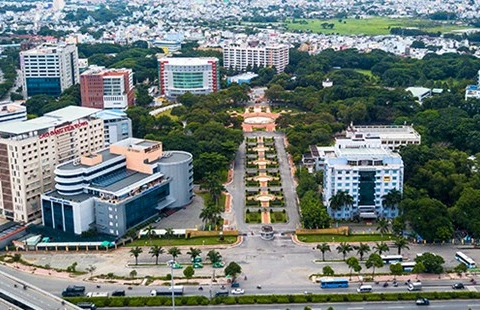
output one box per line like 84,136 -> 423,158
80,66 -> 135,110
158,57 -> 219,98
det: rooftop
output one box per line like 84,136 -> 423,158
347,124 -> 421,139
155,151 -> 192,164
159,57 -> 219,66
94,109 -> 128,121
0,106 -> 100,136
89,169 -> 151,193
58,149 -> 121,171
21,43 -> 75,55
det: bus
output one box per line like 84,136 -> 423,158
455,252 -> 476,268
320,278 -> 349,289
150,286 -> 184,296
381,255 -> 403,264
401,262 -> 416,272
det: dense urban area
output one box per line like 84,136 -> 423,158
2,0 -> 480,310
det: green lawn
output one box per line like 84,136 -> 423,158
196,191 -> 227,210
245,211 -> 262,224
128,236 -> 237,247
154,109 -> 179,121
285,17 -> 473,35
270,211 -> 288,223
354,69 -> 373,77
297,233 -> 394,243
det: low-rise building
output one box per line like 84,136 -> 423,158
41,138 -> 193,236
0,103 -> 27,124
465,70 -> 480,100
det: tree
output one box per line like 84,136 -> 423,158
382,189 -> 402,213
130,269 -> 137,279
393,237 -> 410,255
300,191 -> 331,229
164,228 -> 174,239
187,247 -> 202,261
145,225 -> 156,245
207,250 -> 222,264
346,256 -> 360,280
415,252 -> 444,274
412,262 -> 426,279
316,243 -> 331,261
355,243 -> 371,261
392,217 -> 406,236
200,173 -> 225,206
86,265 -> 96,278
130,247 -> 143,265
365,253 -> 384,280
454,263 -> 468,276
390,263 -> 403,278
168,247 -> 181,261
336,242 -> 353,261
183,266 -> 195,282
329,190 -> 354,214
323,265 -> 335,276
373,242 -> 390,256
376,218 -> 390,237
149,245 -> 164,265
224,262 -> 242,279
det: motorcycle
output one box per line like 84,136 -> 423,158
393,280 -> 398,287
383,282 -> 389,287
257,285 -> 262,289
198,286 -> 203,291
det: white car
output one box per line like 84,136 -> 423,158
230,288 -> 245,295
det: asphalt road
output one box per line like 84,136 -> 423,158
100,300 -> 480,310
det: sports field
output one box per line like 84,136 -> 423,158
285,17 -> 473,35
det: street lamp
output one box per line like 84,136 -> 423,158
171,264 -> 175,310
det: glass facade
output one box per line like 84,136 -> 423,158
42,199 -> 53,228
53,202 -> 63,231
26,77 -> 61,97
64,204 -> 74,233
358,171 -> 375,205
172,72 -> 204,89
124,183 -> 169,229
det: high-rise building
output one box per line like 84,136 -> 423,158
21,43 -> 79,98
223,42 -> 289,73
0,106 -> 104,223
53,0 -> 65,11
41,138 -> 194,236
80,66 -> 135,110
321,134 -> 404,220
158,57 -> 219,98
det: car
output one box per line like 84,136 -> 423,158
212,262 -> 225,268
231,282 -> 240,288
452,283 -> 465,289
193,262 -> 203,269
111,290 -> 125,297
191,256 -> 202,263
416,298 -> 430,306
172,263 -> 183,269
230,288 -> 245,295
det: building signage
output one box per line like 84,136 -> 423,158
39,121 -> 88,139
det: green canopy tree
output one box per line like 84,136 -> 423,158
346,256 -> 360,280
323,265 -> 335,276
366,253 -> 384,280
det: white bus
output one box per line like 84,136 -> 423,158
455,252 -> 476,268
400,262 -> 416,272
381,255 -> 403,264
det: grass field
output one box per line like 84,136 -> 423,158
285,17 -> 472,35
155,109 -> 179,121
297,233 -> 394,243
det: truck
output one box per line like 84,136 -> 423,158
408,282 -> 422,291
86,292 -> 109,298
150,286 -> 184,296
62,285 -> 86,297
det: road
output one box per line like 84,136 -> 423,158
99,300 -> 480,310
0,267 -> 80,310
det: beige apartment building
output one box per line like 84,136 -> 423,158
0,106 -> 104,223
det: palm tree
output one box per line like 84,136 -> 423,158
200,173 -> 225,206
207,250 -> 222,264
168,247 -> 181,261
376,218 -> 390,237
336,242 -> 353,261
329,190 -> 354,217
164,227 -> 174,239
355,243 -> 371,261
145,225 -> 156,245
373,242 -> 390,256
149,245 -> 164,265
382,189 -> 402,213
199,204 -> 222,230
393,237 -> 410,255
187,247 -> 202,261
130,246 -> 143,265
316,243 -> 331,261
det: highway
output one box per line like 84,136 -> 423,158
0,268 -> 80,310
99,300 -> 480,310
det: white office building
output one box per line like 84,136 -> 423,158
322,135 -> 404,220
159,57 -> 220,98
94,109 -> 132,146
20,43 -> 79,98
223,42 -> 289,73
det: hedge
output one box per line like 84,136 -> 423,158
66,291 -> 480,307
